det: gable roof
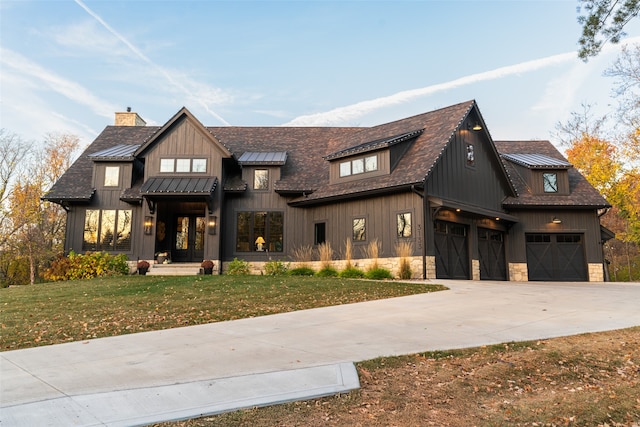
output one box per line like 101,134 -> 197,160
43,126 -> 158,203
134,107 -> 233,158
496,140 -> 610,208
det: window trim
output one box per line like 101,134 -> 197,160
160,158 -> 208,174
352,216 -> 367,242
83,209 -> 132,252
104,166 -> 120,187
235,210 -> 284,253
253,169 -> 269,190
542,172 -> 558,193
339,154 -> 379,177
396,211 -> 413,239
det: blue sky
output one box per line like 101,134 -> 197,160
1,0 -> 640,148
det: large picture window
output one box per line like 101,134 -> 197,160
83,209 -> 132,251
236,211 -> 283,252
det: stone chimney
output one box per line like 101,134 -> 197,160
114,107 -> 146,126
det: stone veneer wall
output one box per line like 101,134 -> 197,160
471,259 -> 480,281
222,256 -> 426,279
508,263 -> 529,281
588,263 -> 605,282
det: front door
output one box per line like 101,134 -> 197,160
173,215 -> 205,262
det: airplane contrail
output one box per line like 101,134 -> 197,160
284,36 -> 640,127
74,0 -> 231,126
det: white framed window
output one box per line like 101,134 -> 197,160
160,158 -> 174,173
104,166 -> 120,187
192,158 -> 207,172
339,162 -> 351,177
176,158 -> 191,173
352,158 -> 364,174
365,155 -> 377,172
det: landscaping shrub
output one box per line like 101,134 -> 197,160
365,267 -> 393,280
264,259 -> 289,275
339,266 -> 365,278
395,241 -> 413,280
315,266 -> 339,277
288,266 -> 315,276
43,251 -> 129,281
226,257 -> 251,275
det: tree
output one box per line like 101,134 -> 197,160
604,44 -> 640,162
0,131 -> 80,286
578,0 -> 640,60
0,129 -> 30,248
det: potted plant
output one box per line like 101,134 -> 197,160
137,260 -> 150,275
201,260 -> 214,275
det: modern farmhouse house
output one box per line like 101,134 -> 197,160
44,100 -> 612,281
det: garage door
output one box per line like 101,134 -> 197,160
526,233 -> 587,281
478,228 -> 506,280
434,221 -> 469,279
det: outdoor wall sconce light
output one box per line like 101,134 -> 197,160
208,216 -> 217,235
255,236 -> 266,251
468,121 -> 482,131
552,217 -> 562,224
144,216 -> 153,235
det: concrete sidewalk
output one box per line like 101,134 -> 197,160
2,280 -> 639,426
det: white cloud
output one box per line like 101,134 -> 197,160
0,47 -> 119,119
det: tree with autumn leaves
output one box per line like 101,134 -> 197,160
558,46 -> 640,281
0,130 -> 79,286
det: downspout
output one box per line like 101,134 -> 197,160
411,184 -> 427,280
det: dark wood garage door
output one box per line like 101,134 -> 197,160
434,221 -> 469,279
526,233 -> 587,281
478,228 -> 506,280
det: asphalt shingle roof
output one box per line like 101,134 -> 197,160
495,140 -> 610,208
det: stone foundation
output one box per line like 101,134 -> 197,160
588,263 -> 605,282
471,259 -> 480,281
508,263 -> 529,281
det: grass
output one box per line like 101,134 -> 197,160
0,275 -> 445,350
157,327 -> 640,427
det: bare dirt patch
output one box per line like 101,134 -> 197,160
157,327 -> 640,427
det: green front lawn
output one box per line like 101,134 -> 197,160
0,275 -> 445,351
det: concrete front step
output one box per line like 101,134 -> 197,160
147,263 -> 202,276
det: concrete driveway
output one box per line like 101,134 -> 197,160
2,280 -> 639,426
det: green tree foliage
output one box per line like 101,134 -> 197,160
577,0 -> 640,60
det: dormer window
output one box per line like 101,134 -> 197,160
104,166 -> 120,187
254,169 -> 269,190
543,172 -> 558,193
339,154 -> 378,177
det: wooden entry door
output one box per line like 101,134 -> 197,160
173,215 -> 205,262
434,220 -> 470,279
